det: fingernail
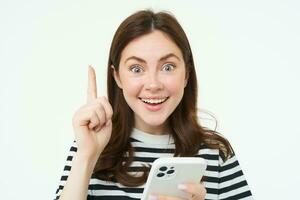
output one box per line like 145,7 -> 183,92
178,184 -> 187,190
148,195 -> 158,200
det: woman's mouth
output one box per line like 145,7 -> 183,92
138,97 -> 169,111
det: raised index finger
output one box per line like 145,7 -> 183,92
87,65 -> 97,103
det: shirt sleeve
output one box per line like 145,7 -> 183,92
54,141 -> 78,200
218,154 -> 253,200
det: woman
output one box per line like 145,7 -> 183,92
55,10 -> 253,200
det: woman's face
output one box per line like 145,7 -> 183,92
113,30 -> 187,134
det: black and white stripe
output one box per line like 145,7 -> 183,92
55,129 -> 253,200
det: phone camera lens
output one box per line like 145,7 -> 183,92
166,170 -> 175,174
159,166 -> 167,171
157,172 -> 165,177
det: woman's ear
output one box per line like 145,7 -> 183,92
111,65 -> 123,89
184,70 -> 189,87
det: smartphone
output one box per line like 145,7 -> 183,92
141,157 -> 207,200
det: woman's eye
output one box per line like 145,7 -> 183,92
162,63 -> 175,71
130,65 -> 143,73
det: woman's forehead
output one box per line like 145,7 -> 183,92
120,30 -> 183,63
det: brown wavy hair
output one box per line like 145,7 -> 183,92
93,9 -> 233,186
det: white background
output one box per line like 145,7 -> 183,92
1,0 -> 299,199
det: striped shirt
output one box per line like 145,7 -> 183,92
55,128 -> 253,199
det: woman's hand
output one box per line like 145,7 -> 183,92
72,65 -> 113,163
148,182 -> 206,200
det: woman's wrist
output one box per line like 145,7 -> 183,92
73,151 -> 99,174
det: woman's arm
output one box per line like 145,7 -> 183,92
56,66 -> 113,199
59,152 -> 97,200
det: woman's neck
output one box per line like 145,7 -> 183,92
134,123 -> 170,135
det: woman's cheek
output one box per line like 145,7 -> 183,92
123,78 -> 143,96
164,78 -> 185,95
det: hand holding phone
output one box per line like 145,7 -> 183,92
141,157 -> 207,200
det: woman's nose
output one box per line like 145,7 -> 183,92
145,73 -> 163,91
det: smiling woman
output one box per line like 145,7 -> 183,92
54,10 -> 253,200
113,30 -> 187,132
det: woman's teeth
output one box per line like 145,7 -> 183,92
140,97 -> 168,104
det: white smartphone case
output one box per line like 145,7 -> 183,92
141,157 -> 207,200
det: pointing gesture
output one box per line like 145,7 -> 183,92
87,65 -> 97,103
72,65 -> 113,162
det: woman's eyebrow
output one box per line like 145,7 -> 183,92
124,53 -> 181,64
125,56 -> 146,64
160,53 -> 181,62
